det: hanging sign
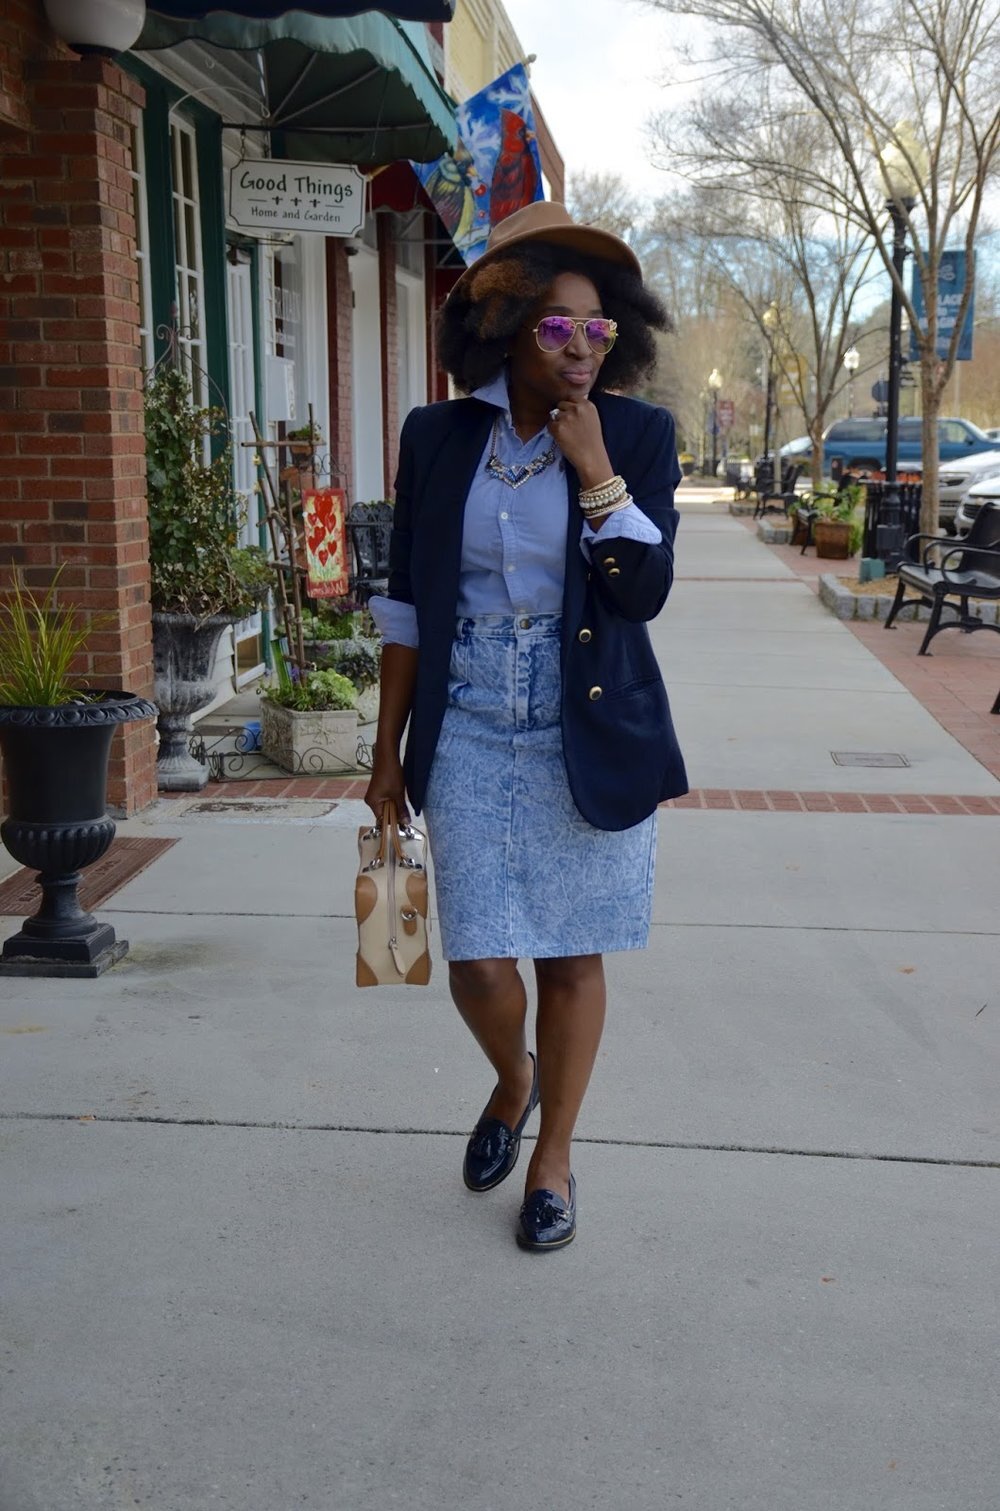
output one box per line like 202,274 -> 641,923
229,160 -> 365,236
303,488 -> 350,599
910,249 -> 975,362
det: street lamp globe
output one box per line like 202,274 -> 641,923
878,121 -> 928,207
843,347 -> 860,375
43,0 -> 146,53
708,368 -> 723,391
761,302 -> 780,334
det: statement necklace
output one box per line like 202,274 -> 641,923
485,417 -> 557,490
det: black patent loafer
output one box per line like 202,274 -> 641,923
463,1052 -> 539,1193
516,1173 -> 577,1251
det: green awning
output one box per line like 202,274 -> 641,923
136,11 -> 458,164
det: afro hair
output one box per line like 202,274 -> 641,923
437,241 -> 670,395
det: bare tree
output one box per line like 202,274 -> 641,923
642,0 -> 1000,531
566,170 -> 647,245
651,168 -> 880,485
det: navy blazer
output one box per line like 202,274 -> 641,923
388,389 -> 689,831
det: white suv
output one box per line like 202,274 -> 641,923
939,449 -> 1000,530
955,472 -> 1000,535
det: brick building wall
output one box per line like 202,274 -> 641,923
0,6 -> 156,815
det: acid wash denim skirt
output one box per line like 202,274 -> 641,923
421,614 -> 657,962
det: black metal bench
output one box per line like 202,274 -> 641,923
753,461 -> 807,520
883,500 -> 1000,656
347,500 -> 393,603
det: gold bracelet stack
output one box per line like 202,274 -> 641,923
578,473 -> 631,520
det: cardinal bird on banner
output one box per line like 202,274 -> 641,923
412,63 -> 543,266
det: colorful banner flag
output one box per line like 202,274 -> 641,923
412,63 -> 544,266
302,487 -> 350,599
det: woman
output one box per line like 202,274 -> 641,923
366,201 -> 687,1252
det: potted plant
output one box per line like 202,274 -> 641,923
259,664 -> 359,774
145,366 -> 271,791
285,420 -> 323,460
0,573 -> 156,976
299,607 -> 381,722
812,481 -> 864,560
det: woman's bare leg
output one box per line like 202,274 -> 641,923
449,959 -> 534,1127
526,954 -> 606,1201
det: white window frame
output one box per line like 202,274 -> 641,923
169,115 -> 208,413
130,116 -> 154,374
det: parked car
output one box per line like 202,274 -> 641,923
938,450 -> 1000,530
955,472 -> 1000,536
822,416 -> 1000,476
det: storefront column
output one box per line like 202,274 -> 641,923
378,217 -> 400,494
325,237 -> 355,501
0,55 -> 155,814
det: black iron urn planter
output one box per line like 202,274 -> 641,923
152,611 -> 231,791
0,692 -> 157,978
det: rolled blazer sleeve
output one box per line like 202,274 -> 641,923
589,406 -> 682,623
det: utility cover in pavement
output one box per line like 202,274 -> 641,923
831,751 -> 910,768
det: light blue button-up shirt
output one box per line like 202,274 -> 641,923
370,372 -> 661,647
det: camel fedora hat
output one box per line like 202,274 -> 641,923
445,201 -> 642,307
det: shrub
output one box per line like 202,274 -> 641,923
261,668 -> 357,712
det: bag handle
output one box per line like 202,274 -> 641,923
378,798 -> 407,866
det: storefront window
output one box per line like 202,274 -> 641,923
170,117 -> 207,410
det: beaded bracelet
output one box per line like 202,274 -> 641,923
578,473 -> 627,507
580,492 -> 633,521
579,482 -> 629,512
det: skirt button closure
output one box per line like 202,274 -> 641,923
588,686 -> 602,701
578,627 -> 592,643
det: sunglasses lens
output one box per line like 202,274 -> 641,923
536,317 -> 576,351
585,320 -> 615,352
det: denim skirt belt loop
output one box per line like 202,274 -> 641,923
421,614 -> 657,962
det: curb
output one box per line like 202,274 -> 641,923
757,519 -> 793,545
817,574 -> 1000,625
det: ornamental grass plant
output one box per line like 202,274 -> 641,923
0,572 -> 107,707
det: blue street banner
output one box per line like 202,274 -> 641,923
412,63 -> 544,266
910,249 -> 975,362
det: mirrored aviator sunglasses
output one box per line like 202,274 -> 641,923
532,316 -> 618,354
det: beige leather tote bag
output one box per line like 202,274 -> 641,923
355,800 -> 431,987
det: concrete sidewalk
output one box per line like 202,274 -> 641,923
2,496 -> 998,1510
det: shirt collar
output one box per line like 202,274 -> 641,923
471,369 -> 514,426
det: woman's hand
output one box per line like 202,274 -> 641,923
364,747 -> 410,824
548,399 -> 614,491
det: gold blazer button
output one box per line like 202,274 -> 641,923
602,556 -> 616,566
578,627 -> 592,643
589,686 -> 602,701
608,566 -> 621,577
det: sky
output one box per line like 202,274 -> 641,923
501,0 -> 690,205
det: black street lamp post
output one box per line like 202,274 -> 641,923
877,198 -> 913,570
708,367 -> 722,477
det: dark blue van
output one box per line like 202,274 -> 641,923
822,416 -> 1000,474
